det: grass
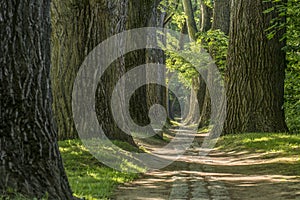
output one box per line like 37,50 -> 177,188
59,139 -> 144,200
0,139 -> 144,200
215,132 -> 300,176
216,132 -> 300,155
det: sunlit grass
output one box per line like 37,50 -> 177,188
215,132 -> 300,177
216,132 -> 300,156
59,139 -> 144,200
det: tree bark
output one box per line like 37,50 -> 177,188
200,0 -> 213,32
224,0 -> 288,134
95,0 -> 136,145
0,1 -> 75,199
212,0 -> 230,35
125,0 -> 156,127
183,0 -> 198,41
198,0 -> 230,128
51,0 -> 135,144
51,1 -> 89,140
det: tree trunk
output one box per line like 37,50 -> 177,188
200,0 -> 213,32
212,0 -> 230,35
95,0 -> 135,145
224,0 -> 288,134
146,0 -> 168,138
183,0 -> 198,41
198,0 -> 230,128
182,0 -> 208,126
125,0 -> 156,127
51,1 -> 89,140
0,1 -> 75,199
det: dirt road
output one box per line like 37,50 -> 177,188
112,131 -> 300,200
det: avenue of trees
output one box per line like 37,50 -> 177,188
1,0 -> 299,198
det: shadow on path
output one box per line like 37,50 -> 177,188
112,131 -> 300,200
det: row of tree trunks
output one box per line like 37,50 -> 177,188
0,1 -> 75,199
182,0 -> 204,125
52,0 -> 162,141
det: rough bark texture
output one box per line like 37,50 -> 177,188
212,0 -> 231,35
146,0 -> 168,137
52,0 -> 135,144
95,0 -> 136,145
51,0 -> 87,140
0,1 -> 75,199
125,0 -> 156,127
224,0 -> 288,134
212,0 -> 230,35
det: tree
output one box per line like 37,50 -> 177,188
199,0 -> 213,32
51,0 -> 88,140
125,0 -> 156,127
0,1 -> 76,199
199,0 -> 231,128
212,0 -> 230,35
182,0 -> 198,41
95,0 -> 136,145
51,1 -> 135,144
224,0 -> 289,133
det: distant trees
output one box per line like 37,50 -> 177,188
0,1 -> 75,198
224,0 -> 289,133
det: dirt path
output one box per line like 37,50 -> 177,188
112,131 -> 300,200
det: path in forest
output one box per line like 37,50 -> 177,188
112,130 -> 300,200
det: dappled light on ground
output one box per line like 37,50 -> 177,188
113,132 -> 300,200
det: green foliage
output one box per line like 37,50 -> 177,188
58,140 -> 142,200
285,66 -> 300,133
285,0 -> 300,132
196,30 -> 229,73
159,0 -> 186,30
166,52 -> 198,87
164,31 -> 228,88
264,0 -> 300,132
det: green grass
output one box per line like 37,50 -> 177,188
215,132 -> 300,177
0,140 -> 143,200
216,132 -> 300,156
58,139 -> 144,200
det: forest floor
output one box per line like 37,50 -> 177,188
112,130 -> 300,200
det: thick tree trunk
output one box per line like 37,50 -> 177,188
95,0 -> 136,145
0,1 -> 75,199
125,0 -> 157,127
146,0 -> 168,138
212,0 -> 230,35
51,1 -> 88,140
224,0 -> 288,134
